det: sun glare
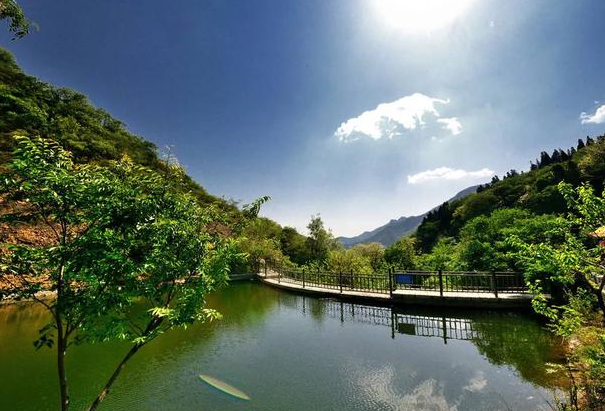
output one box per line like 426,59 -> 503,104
373,0 -> 476,33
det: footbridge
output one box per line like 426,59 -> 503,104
258,265 -> 539,309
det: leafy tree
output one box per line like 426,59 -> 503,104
452,193 -> 499,225
509,182 -> 605,410
0,137 -> 235,411
305,215 -> 338,263
455,208 -> 565,271
234,217 -> 286,272
510,182 -> 605,323
326,249 -> 373,274
350,242 -> 386,272
384,237 -> 416,269
0,0 -> 31,38
279,226 -> 308,265
417,237 -> 462,271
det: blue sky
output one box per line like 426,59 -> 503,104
2,0 -> 605,236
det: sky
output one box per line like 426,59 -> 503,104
2,0 -> 605,237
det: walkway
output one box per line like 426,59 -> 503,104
258,269 -> 537,309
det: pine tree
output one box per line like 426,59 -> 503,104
539,151 -> 552,167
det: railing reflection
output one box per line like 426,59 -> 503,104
292,296 -> 502,344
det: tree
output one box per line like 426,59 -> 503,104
350,242 -> 386,272
234,217 -> 285,272
326,249 -> 373,274
508,183 -> 605,410
280,226 -> 307,265
417,237 -> 462,271
384,237 -> 416,269
539,151 -> 552,167
305,215 -> 337,263
0,137 -> 235,411
0,0 -> 31,38
510,182 -> 605,323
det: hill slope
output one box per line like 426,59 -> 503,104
0,46 -> 236,214
414,136 -> 605,252
339,185 -> 478,248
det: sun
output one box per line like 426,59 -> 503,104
373,0 -> 476,33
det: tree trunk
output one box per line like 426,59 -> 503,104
56,320 -> 69,411
56,263 -> 69,411
85,343 -> 142,411
597,274 -> 605,325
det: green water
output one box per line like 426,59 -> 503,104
0,281 -> 564,411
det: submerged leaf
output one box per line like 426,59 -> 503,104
199,374 -> 250,401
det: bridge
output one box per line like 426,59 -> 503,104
257,265 -> 538,308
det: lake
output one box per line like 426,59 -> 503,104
0,281 -> 564,411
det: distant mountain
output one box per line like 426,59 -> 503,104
338,185 -> 479,248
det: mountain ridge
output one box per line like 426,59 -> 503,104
338,185 -> 479,248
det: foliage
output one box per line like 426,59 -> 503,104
416,237 -> 462,271
0,136 -> 235,411
0,46 -> 237,215
350,243 -> 386,272
414,136 -> 605,253
510,183 -> 605,323
0,0 -> 31,39
508,182 -> 605,410
305,215 -> 340,263
232,217 -> 288,272
384,237 -> 416,269
279,226 -> 308,265
326,249 -> 373,273
454,208 -> 566,271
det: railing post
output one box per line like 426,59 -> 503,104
278,268 -> 281,284
438,269 -> 443,297
388,268 -> 393,298
491,271 -> 498,298
264,261 -> 267,278
302,268 -> 306,289
339,271 -> 343,293
350,270 -> 354,290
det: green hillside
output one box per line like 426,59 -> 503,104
0,46 -> 312,272
415,136 -> 605,254
0,46 -> 235,214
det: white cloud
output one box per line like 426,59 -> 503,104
407,167 -> 494,184
335,93 -> 461,142
580,103 -> 605,124
464,371 -> 487,392
437,117 -> 462,135
355,365 -> 458,411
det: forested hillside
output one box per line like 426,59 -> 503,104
0,47 -> 234,212
415,136 -> 605,253
0,46 -> 317,272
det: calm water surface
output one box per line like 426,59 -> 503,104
0,281 -> 564,411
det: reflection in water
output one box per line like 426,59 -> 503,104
285,295 -> 564,389
0,281 -> 564,411
357,368 -> 456,411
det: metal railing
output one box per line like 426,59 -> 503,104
262,263 -> 528,298
392,270 -> 527,297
